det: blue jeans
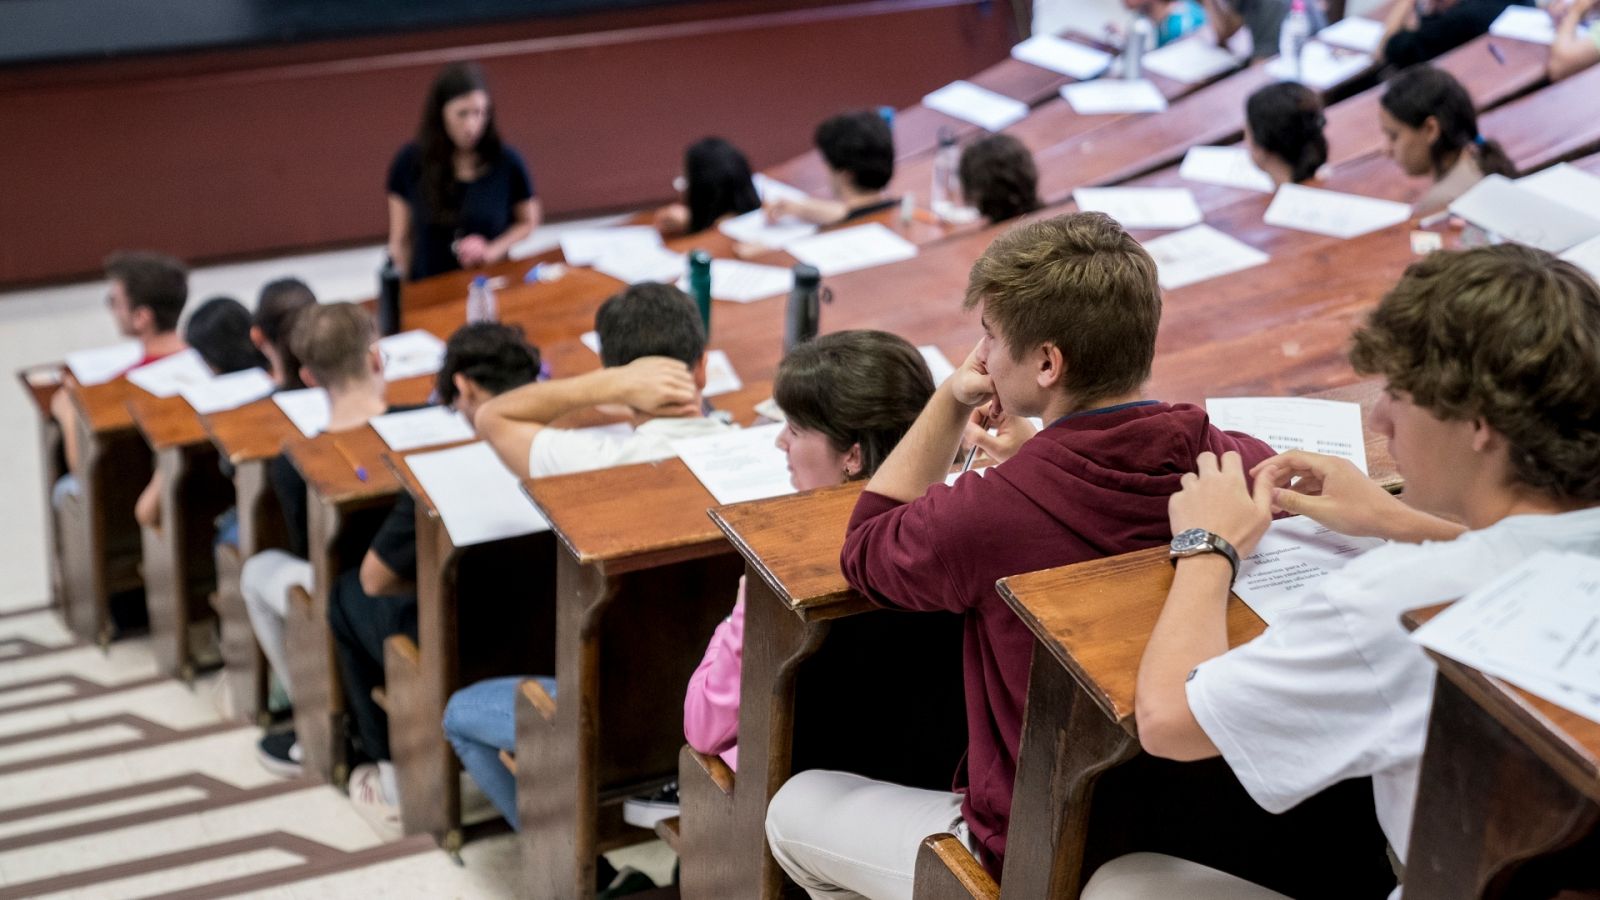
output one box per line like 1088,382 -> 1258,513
443,675 -> 556,831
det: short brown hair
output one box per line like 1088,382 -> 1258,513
288,302 -> 376,389
105,251 -> 188,332
959,134 -> 1041,223
1350,244 -> 1600,502
963,212 -> 1161,404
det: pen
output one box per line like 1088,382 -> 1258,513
1487,42 -> 1506,65
333,439 -> 368,482
961,413 -> 991,474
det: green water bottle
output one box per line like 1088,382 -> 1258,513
688,249 -> 713,335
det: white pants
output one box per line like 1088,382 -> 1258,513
240,549 -> 311,701
1081,853 -> 1292,900
765,770 -> 974,900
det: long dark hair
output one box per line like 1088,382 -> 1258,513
1380,65 -> 1515,179
255,278 -> 317,389
683,137 -> 761,234
1246,82 -> 1328,184
417,62 -> 505,226
186,296 -> 269,375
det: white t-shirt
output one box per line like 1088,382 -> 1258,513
527,416 -> 735,478
1186,506 -> 1600,868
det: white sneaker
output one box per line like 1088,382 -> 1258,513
348,763 -> 403,841
622,781 -> 679,830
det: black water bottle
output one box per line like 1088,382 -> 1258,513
784,264 -> 825,353
377,256 -> 402,337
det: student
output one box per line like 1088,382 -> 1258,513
252,278 -> 318,390
762,213 -> 1276,898
654,136 -> 762,236
1201,0 -> 1323,59
386,62 -> 540,281
1082,244 -> 1600,898
333,323 -> 541,837
1378,64 -> 1514,216
1124,0 -> 1209,46
1377,0 -> 1517,69
957,134 -> 1042,224
244,303 -> 389,777
1245,82 -> 1328,187
1548,0 -> 1600,81
765,110 -> 896,226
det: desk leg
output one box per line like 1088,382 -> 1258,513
1404,674 -> 1600,899
221,462 -> 274,724
143,446 -> 191,680
37,415 -> 64,613
288,501 -> 347,785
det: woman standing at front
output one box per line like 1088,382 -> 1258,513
386,62 -> 541,281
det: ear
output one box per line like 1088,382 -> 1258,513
299,366 -> 319,388
130,305 -> 154,333
452,372 -> 474,405
368,346 -> 384,376
842,442 -> 864,478
1470,416 -> 1497,454
249,325 -> 268,351
692,353 -> 708,392
1035,343 -> 1066,391
1421,115 -> 1443,144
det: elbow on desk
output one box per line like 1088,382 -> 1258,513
1133,702 -> 1212,763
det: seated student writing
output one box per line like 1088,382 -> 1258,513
1245,82 -> 1327,187
1377,0 -> 1516,69
1378,65 -> 1514,217
1548,0 -> 1600,81
243,303 -> 390,777
1082,244 -> 1600,898
957,134 -> 1042,225
654,137 -> 762,236
762,213 -> 1275,899
1200,0 -> 1322,60
764,111 -> 897,227
332,322 -> 542,837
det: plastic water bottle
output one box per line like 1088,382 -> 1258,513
1124,15 -> 1154,79
377,257 -> 402,337
784,264 -> 824,353
466,275 -> 497,324
687,250 -> 713,335
1280,0 -> 1312,83
931,128 -> 962,223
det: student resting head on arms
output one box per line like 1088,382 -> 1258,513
1548,0 -> 1600,81
763,212 -> 1276,897
766,109 -> 896,226
958,134 -> 1042,224
655,136 -> 762,236
1245,82 -> 1328,186
252,278 -> 317,390
1084,244 -> 1600,899
1379,64 -> 1515,216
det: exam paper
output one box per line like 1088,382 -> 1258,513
127,349 -> 214,398
1060,78 -> 1169,115
718,207 -> 820,250
273,387 -> 331,438
580,331 -> 602,355
66,341 -> 142,386
678,259 -> 793,303
180,368 -> 275,415
923,81 -> 1030,132
670,422 -> 796,505
379,330 -> 448,381
1179,145 -> 1276,193
1141,36 -> 1240,84
1264,183 -> 1411,239
370,406 -> 475,452
703,349 -> 742,398
1315,16 -> 1385,53
559,226 -> 665,267
1205,396 -> 1368,473
785,223 -> 918,277
918,345 -> 957,386
1011,33 -> 1114,78
1515,164 -> 1600,220
1561,234 -> 1600,280
593,245 -> 685,285
753,173 -> 808,204
1265,41 -> 1373,90
1233,516 -> 1385,625
1074,186 -> 1203,229
1488,5 -> 1587,45
406,441 -> 551,546
1448,175 -> 1600,253
1141,224 -> 1270,290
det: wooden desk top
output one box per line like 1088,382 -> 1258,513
68,375 -> 144,434
201,375 -> 435,466
711,480 -> 873,621
129,393 -> 209,452
284,423 -> 403,508
1486,60 -> 1600,174
16,365 -> 61,419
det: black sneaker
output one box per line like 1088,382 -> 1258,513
597,866 -> 658,898
256,729 -> 302,778
622,781 -> 679,830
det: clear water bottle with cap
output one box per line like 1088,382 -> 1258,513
466,275 -> 497,324
377,256 -> 402,336
687,249 -> 713,334
784,264 -> 829,353
931,128 -> 962,223
1124,15 -> 1154,79
1280,0 -> 1312,83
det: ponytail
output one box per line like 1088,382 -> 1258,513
1472,134 -> 1517,178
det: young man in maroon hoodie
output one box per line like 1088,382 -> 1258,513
763,212 -> 1275,898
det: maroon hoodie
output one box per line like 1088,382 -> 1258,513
840,401 -> 1273,876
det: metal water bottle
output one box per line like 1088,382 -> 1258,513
1124,15 -> 1154,79
784,264 -> 825,353
377,256 -> 402,336
688,249 -> 713,335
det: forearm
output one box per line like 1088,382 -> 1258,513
1202,0 -> 1242,42
359,552 -> 414,597
864,380 -> 970,503
486,221 -> 534,263
52,389 -> 81,472
483,368 -> 618,429
1384,502 -> 1467,544
1135,554 -> 1230,760
789,197 -> 850,226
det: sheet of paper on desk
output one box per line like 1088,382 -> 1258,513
1180,145 -> 1275,193
1488,5 -> 1587,45
594,245 -> 685,285
1233,516 -> 1385,625
1449,175 -> 1600,253
1264,183 -> 1410,239
1562,234 -> 1600,280
1205,396 -> 1368,473
181,367 -> 275,414
1011,33 -> 1113,78
1074,186 -> 1202,230
1316,16 -> 1385,53
1516,164 -> 1600,221
406,441 -> 551,546
370,406 -> 475,452
703,350 -> 742,398
1413,551 -> 1600,723
1060,78 -> 1168,115
670,422 -> 795,505
923,80 -> 1030,132
66,341 -> 142,386
1142,224 -> 1270,290
718,208 -> 818,250
1265,41 -> 1373,90
127,349 -> 213,398
273,387 -> 330,438
580,331 -> 602,356
918,345 -> 957,386
678,259 -> 792,303
559,226 -> 664,267
753,173 -> 808,204
379,330 -> 447,381
786,223 -> 918,277
1141,36 -> 1239,84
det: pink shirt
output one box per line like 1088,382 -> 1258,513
683,578 -> 744,771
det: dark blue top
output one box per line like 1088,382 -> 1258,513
386,142 -> 536,281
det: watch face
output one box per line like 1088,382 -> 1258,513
1171,528 -> 1210,554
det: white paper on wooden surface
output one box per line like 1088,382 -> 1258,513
406,441 -> 551,545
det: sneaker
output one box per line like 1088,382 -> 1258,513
622,781 -> 679,830
597,866 -> 658,898
256,730 -> 302,778
348,763 -> 403,841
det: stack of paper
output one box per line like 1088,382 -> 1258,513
127,349 -> 214,398
1060,79 -> 1168,115
669,422 -> 796,505
1011,33 -> 1114,79
785,223 -> 918,276
1074,186 -> 1203,229
66,341 -> 142,386
1264,183 -> 1411,239
1232,516 -> 1385,624
1448,175 -> 1600,253
1265,41 -> 1374,90
379,330 -> 448,381
1413,551 -> 1600,724
1141,224 -> 1270,290
1316,16 -> 1386,53
273,387 -> 331,438
679,259 -> 793,303
370,406 -> 475,452
918,345 -> 957,386
923,81 -> 1030,132
406,441 -> 551,546
181,368 -> 275,415
1141,37 -> 1240,84
1205,396 -> 1368,473
1515,164 -> 1600,219
594,246 -> 685,285
1562,234 -> 1600,280
1488,5 -> 1588,45
559,226 -> 665,267
1179,145 -> 1276,193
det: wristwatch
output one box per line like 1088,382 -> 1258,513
1169,528 -> 1241,585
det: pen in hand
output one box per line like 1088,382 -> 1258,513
961,411 -> 991,474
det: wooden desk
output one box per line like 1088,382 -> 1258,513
1402,604 -> 1600,898
17,365 -> 66,614
1485,61 -> 1600,174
